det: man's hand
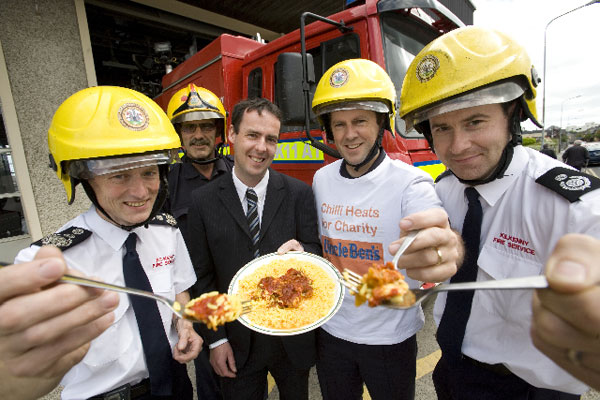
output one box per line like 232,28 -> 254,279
277,239 -> 304,255
389,208 -> 463,282
531,234 -> 600,390
173,318 -> 203,363
209,342 -> 237,378
0,246 -> 118,397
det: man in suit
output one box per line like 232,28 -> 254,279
187,97 -> 321,400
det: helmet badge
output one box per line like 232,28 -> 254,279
329,67 -> 349,88
118,103 -> 149,131
188,91 -> 202,107
416,54 -> 440,83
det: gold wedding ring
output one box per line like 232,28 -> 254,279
435,247 -> 443,266
567,348 -> 583,367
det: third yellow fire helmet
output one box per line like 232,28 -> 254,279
399,26 -> 542,144
312,59 -> 397,140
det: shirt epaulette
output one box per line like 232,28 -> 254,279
535,166 -> 600,203
149,213 -> 178,227
32,226 -> 92,250
435,170 -> 452,183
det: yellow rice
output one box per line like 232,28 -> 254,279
236,258 -> 336,330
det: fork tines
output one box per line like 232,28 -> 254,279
342,269 -> 363,293
241,300 -> 252,315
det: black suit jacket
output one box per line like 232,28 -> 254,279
187,168 -> 321,370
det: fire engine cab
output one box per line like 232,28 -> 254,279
154,0 -> 465,184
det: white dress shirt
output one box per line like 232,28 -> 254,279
14,207 -> 196,400
434,146 -> 599,394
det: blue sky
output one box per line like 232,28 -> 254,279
471,0 -> 600,130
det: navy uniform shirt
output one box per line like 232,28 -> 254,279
165,155 -> 233,243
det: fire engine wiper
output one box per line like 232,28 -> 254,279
300,12 -> 352,159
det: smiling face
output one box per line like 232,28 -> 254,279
429,103 -> 511,181
330,109 -> 381,177
228,109 -> 280,187
88,165 -> 160,227
180,119 -> 217,160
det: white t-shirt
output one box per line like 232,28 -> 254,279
434,146 -> 599,394
15,207 -> 197,400
313,156 -> 442,345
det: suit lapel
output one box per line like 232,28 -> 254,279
261,169 -> 285,241
217,173 -> 251,237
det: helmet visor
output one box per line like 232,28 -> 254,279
404,80 -> 526,132
314,100 -> 390,117
69,151 -> 176,179
171,110 -> 224,124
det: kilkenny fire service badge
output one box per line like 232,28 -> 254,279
536,167 -> 600,203
118,103 -> 149,131
330,67 -> 349,88
416,54 -> 440,83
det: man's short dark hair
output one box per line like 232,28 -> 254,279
231,98 -> 282,133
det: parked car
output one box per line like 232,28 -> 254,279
583,142 -> 600,165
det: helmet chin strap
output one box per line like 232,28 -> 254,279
187,143 -> 227,166
345,125 -> 385,172
82,165 -> 169,231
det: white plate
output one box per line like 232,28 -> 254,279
228,251 -> 344,336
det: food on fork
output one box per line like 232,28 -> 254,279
185,292 -> 243,331
345,262 -> 416,307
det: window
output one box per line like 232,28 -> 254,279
248,67 -> 262,98
0,105 -> 27,242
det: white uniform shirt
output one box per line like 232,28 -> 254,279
313,156 -> 442,345
434,146 -> 599,394
14,207 -> 197,400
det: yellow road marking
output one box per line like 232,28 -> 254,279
416,349 -> 441,379
585,167 -> 598,177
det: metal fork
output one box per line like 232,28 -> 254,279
0,261 -> 252,323
342,268 -> 549,310
391,229 -> 420,269
59,274 -> 252,320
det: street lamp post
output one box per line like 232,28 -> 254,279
541,0 -> 599,148
559,94 -> 582,152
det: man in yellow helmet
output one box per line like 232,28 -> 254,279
165,84 -> 233,242
400,26 -> 600,398
14,86 -> 202,399
310,58 -> 462,400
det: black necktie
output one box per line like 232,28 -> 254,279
246,188 -> 260,258
437,187 -> 483,363
122,233 -> 172,395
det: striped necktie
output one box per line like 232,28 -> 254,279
122,233 -> 173,395
437,186 -> 482,363
246,188 -> 260,257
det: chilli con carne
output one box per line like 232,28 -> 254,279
348,262 -> 416,307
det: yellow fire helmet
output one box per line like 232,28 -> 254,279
48,86 -> 180,204
167,83 -> 226,126
399,26 -> 542,138
312,59 -> 397,139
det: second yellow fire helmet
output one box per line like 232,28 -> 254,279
312,59 -> 397,139
167,84 -> 226,126
399,26 -> 542,137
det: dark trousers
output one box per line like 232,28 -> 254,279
194,343 -> 223,400
219,332 -> 310,400
316,328 -> 417,400
433,354 -> 581,400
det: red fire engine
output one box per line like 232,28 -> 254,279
154,0 -> 464,184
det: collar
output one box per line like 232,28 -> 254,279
474,145 -> 528,207
232,168 -> 270,205
340,149 -> 387,179
182,156 -> 229,180
83,206 -> 150,251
